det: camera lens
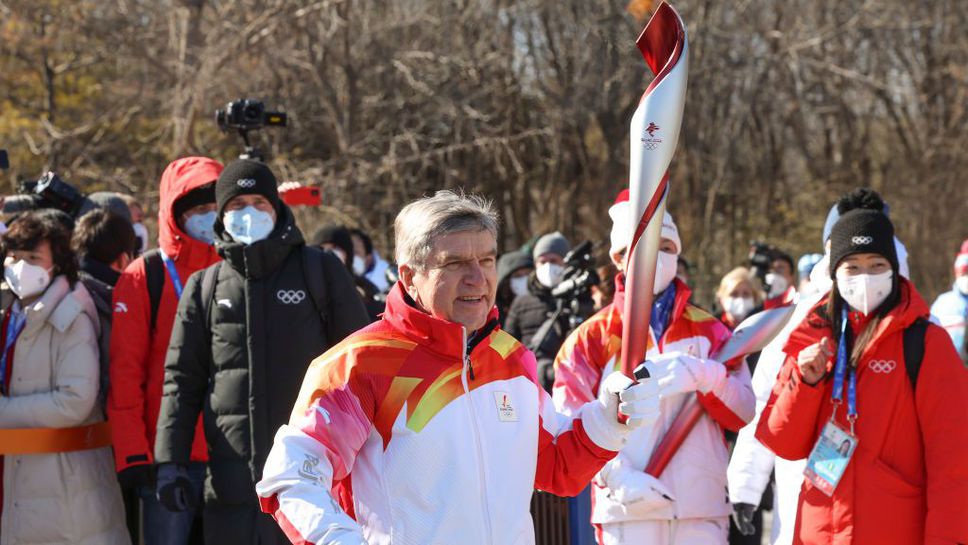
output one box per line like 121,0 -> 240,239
243,104 -> 261,121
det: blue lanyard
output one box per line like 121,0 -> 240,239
159,249 -> 184,299
831,308 -> 858,432
0,309 -> 27,393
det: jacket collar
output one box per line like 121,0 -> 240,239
611,273 -> 692,326
381,282 -> 500,360
79,256 -> 120,287
17,276 -> 97,337
214,204 -> 304,280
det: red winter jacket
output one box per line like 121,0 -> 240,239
756,279 -> 968,545
107,157 -> 223,473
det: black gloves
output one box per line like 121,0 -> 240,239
731,502 -> 756,536
117,464 -> 154,490
155,463 -> 196,513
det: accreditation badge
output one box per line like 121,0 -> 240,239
803,421 -> 858,496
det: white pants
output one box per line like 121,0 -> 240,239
598,517 -> 729,545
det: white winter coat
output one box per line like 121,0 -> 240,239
0,277 -> 129,545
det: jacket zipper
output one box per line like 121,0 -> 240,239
461,327 -> 495,544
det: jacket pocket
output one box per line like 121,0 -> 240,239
868,456 -> 922,498
855,457 -> 925,543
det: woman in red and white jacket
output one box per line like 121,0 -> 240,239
757,209 -> 968,545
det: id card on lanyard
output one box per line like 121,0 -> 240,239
160,249 -> 184,300
804,308 -> 859,496
0,308 -> 27,394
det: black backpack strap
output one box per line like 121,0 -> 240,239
301,247 -> 330,331
143,249 -> 165,331
902,317 -> 929,393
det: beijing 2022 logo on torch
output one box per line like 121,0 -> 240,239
642,122 -> 663,150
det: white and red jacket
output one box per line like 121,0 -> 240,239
553,278 -> 755,523
256,284 -> 620,545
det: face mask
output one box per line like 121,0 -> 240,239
535,262 -> 565,289
133,222 -> 149,253
956,276 -> 968,296
184,211 -> 217,245
509,275 -> 529,297
5,258 -> 52,300
352,255 -> 367,276
765,272 -> 789,299
836,270 -> 893,315
653,251 -> 678,295
223,206 -> 275,245
724,296 -> 755,322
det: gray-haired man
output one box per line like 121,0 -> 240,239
256,190 -> 662,545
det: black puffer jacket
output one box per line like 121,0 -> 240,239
504,273 -> 557,349
155,205 -> 369,545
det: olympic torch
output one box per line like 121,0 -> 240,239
620,2 -> 689,379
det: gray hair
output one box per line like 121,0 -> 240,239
394,190 -> 499,270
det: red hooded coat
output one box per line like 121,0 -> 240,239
756,280 -> 968,545
108,157 -> 223,472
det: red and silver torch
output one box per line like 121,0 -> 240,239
620,2 -> 689,380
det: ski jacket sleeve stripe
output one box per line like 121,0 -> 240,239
107,259 -> 154,470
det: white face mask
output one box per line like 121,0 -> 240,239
653,251 -> 678,295
723,296 -> 755,322
223,206 -> 275,245
5,258 -> 52,300
535,262 -> 565,289
133,222 -> 149,253
836,270 -> 894,315
509,275 -> 529,297
765,272 -> 789,299
352,255 -> 367,276
184,211 -> 217,245
956,275 -> 968,296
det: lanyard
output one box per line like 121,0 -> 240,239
159,249 -> 184,299
0,309 -> 27,394
831,307 -> 858,433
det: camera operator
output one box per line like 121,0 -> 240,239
747,242 -> 797,310
505,232 -> 596,391
2,171 -> 92,220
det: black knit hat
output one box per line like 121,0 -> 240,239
828,209 -> 898,278
497,250 -> 534,284
311,224 -> 354,264
172,183 -> 215,221
215,159 -> 279,216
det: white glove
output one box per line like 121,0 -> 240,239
581,372 -> 661,451
645,352 -> 726,396
600,456 -> 676,510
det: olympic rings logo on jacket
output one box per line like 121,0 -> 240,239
277,290 -> 307,305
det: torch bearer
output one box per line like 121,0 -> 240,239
620,2 -> 689,379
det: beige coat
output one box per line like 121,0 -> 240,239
0,276 -> 129,545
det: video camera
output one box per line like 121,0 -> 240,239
215,99 -> 287,161
4,171 -> 87,218
550,240 -> 600,302
748,240 -> 779,288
